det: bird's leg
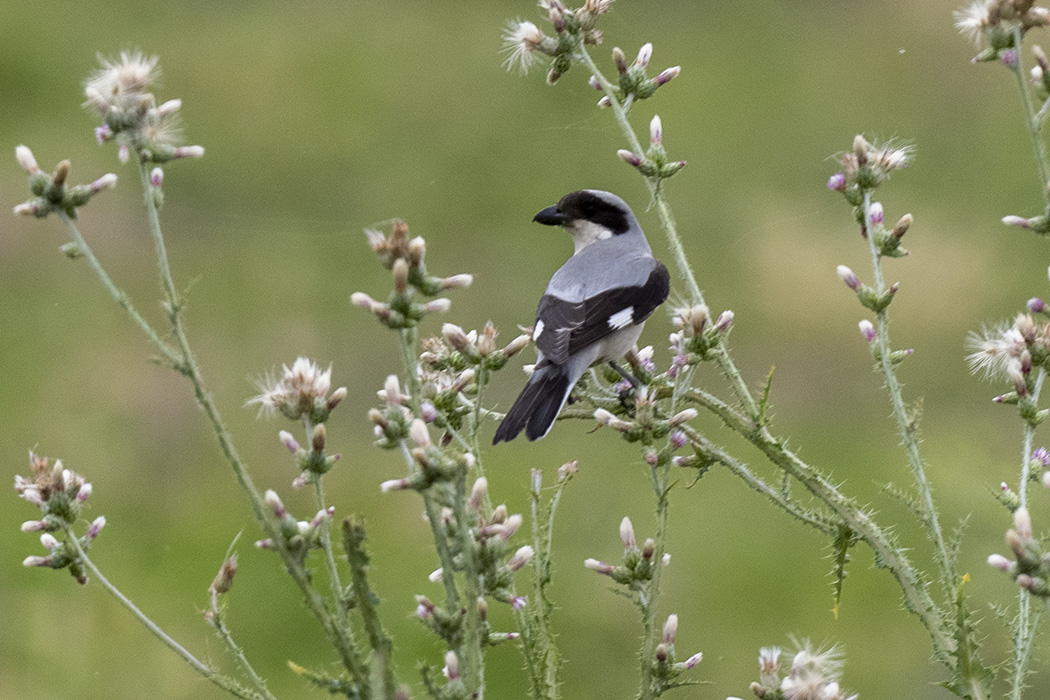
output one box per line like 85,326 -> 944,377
609,361 -> 641,388
609,361 -> 643,409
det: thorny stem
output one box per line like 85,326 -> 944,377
1012,25 -> 1050,199
209,610 -> 279,700
312,474 -> 351,623
395,329 -> 461,610
574,44 -> 759,417
637,462 -> 671,700
677,425 -> 837,535
342,518 -> 398,700
396,326 -> 484,696
64,529 -> 263,700
56,213 -> 180,366
454,469 -> 485,698
676,386 -> 956,662
131,159 -> 367,688
862,190 -> 953,588
1012,369 -> 1046,700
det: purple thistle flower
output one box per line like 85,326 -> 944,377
826,173 -> 846,191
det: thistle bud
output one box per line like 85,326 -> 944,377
635,42 -> 653,68
836,265 -> 861,291
713,310 -> 734,332
443,651 -> 460,681
892,213 -> 913,239
326,386 -> 347,411
384,375 -> 402,406
869,201 -> 884,225
668,409 -> 698,426
502,334 -> 531,358
380,478 -> 412,493
423,298 -> 451,313
210,554 -> 238,594
53,160 -> 71,186
392,258 -> 409,293
1015,506 -> 1033,539
858,319 -> 877,342
653,66 -> 681,86
409,419 -> 431,447
618,149 -> 643,167
987,553 -> 1011,571
508,545 -> 534,571
442,323 -> 473,352
265,489 -> 287,518
650,115 -> 663,145
558,459 -> 579,481
15,145 -> 40,174
584,558 -> 615,575
442,274 -> 473,289
620,516 -> 636,549
469,477 -> 488,511
613,46 -> 628,74
312,423 -> 326,453
173,145 -> 205,159
662,614 -> 678,644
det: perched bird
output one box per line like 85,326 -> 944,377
492,190 -> 670,443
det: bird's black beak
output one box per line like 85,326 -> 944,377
533,205 -> 570,226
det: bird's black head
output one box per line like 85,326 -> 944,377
533,190 -> 632,235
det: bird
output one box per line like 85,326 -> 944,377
492,189 -> 670,444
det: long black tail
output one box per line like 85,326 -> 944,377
492,364 -> 572,444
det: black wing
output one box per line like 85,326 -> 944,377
533,261 -> 670,365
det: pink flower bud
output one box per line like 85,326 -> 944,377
635,43 -> 653,68
836,265 -> 861,291
654,66 -> 680,86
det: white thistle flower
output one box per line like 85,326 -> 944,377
502,20 -> 546,73
954,0 -> 997,45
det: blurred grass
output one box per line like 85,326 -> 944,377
2,0 -> 1049,698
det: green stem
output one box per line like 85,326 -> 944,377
1012,25 -> 1050,198
312,474 -> 351,624
575,44 -> 759,418
1011,368 -> 1046,700
209,608 -> 279,700
65,530 -> 262,700
453,469 -> 485,698
57,213 -> 180,366
132,158 -> 366,687
395,329 -> 462,610
862,190 -> 952,588
677,425 -> 837,535
680,387 -> 955,664
637,463 -> 671,700
342,518 -> 397,700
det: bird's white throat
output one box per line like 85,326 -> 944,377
569,220 -> 613,254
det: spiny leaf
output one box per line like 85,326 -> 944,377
758,364 -> 775,426
882,480 -> 922,519
288,661 -> 361,698
937,577 -> 993,699
829,526 -> 856,618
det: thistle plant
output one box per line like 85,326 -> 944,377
19,2 -> 1050,699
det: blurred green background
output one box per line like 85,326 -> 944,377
3,1 -> 1049,698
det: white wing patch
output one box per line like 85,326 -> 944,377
533,319 -> 545,340
607,307 -> 635,330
